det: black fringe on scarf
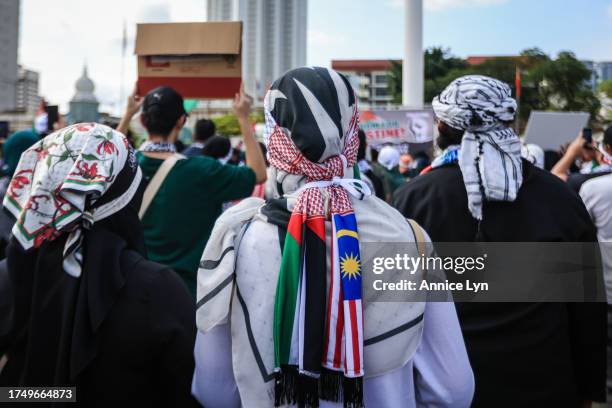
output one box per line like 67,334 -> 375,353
275,366 -> 363,408
275,366 -> 299,406
342,377 -> 364,408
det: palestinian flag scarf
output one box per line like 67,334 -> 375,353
264,67 -> 366,407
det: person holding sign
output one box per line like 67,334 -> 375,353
118,84 -> 267,297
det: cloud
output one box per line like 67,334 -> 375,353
388,0 -> 509,12
607,3 -> 612,18
18,0 -> 205,115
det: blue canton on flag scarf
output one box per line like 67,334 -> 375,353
336,213 -> 362,301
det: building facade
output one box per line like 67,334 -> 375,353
331,60 -> 399,108
0,0 -> 20,112
68,66 -> 99,124
15,65 -> 40,113
596,62 -> 612,83
581,60 -> 599,92
206,0 -> 307,101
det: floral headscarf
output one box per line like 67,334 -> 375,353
4,123 -> 141,277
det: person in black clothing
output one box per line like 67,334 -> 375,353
0,124 -> 198,407
183,118 -> 216,157
357,129 -> 385,199
202,135 -> 232,162
393,75 -> 606,408
552,126 -> 612,193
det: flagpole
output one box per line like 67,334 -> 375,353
515,65 -> 521,134
119,20 -> 127,116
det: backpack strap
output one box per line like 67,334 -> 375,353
407,219 -> 427,256
139,153 -> 186,219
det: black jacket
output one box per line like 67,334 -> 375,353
393,160 -> 606,407
0,231 -> 199,407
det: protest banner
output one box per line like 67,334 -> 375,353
360,109 -> 434,153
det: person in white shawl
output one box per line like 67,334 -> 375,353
191,68 -> 474,407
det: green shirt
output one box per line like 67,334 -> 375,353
137,152 -> 256,296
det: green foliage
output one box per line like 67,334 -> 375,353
600,80 -> 612,98
527,51 -> 600,121
212,115 -> 240,136
388,60 -> 402,105
387,46 -> 601,128
388,47 -> 468,104
423,47 -> 468,102
211,110 -> 264,137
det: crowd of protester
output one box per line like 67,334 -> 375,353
0,66 -> 609,408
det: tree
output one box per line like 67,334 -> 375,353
211,110 -> 264,137
388,60 -> 402,104
387,47 -> 601,126
423,47 -> 468,102
212,114 -> 240,136
600,80 -> 612,99
388,47 -> 468,105
529,51 -> 600,119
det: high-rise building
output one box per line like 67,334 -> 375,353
581,60 -> 599,92
0,0 -> 20,112
15,65 -> 40,113
206,0 -> 308,100
596,62 -> 612,83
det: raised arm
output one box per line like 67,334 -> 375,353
117,84 -> 144,137
233,84 -> 267,184
551,134 -> 592,182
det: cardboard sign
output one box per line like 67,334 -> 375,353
524,111 -> 590,151
360,109 -> 434,150
135,22 -> 242,99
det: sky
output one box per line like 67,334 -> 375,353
17,0 -> 612,114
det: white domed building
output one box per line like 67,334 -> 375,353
68,65 -> 99,124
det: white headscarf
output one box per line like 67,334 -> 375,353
378,145 -> 401,171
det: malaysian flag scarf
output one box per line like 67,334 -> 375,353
264,67 -> 368,407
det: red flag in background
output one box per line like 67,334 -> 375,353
515,66 -> 522,100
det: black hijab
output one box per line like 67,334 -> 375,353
1,179 -> 145,386
0,124 -> 145,387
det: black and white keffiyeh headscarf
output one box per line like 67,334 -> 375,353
138,140 -> 177,153
432,75 -> 522,220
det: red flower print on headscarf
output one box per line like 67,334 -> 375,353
97,140 -> 117,156
9,169 -> 33,196
76,123 -> 95,132
71,161 -> 99,180
34,226 -> 60,248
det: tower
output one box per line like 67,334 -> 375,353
68,65 -> 99,124
206,0 -> 308,100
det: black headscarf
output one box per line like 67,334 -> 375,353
1,124 -> 145,387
